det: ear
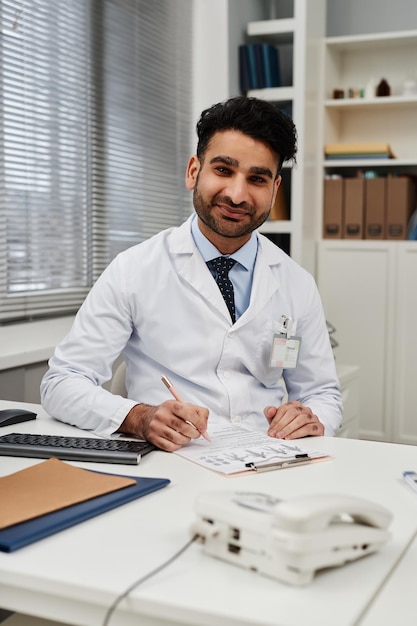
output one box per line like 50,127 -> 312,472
271,174 -> 282,207
185,155 -> 200,191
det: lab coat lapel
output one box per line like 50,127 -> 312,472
167,219 -> 232,322
243,242 -> 280,323
167,219 -> 282,324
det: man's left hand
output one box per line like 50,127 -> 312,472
264,401 -> 324,439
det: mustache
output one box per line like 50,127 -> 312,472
212,195 -> 253,212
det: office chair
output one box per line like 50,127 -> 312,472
110,361 -> 127,397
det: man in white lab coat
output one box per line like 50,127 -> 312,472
41,96 -> 342,451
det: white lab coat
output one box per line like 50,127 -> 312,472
41,216 -> 342,437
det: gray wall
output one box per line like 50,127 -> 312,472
326,0 -> 417,36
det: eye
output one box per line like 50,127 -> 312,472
250,175 -> 268,184
215,166 -> 231,175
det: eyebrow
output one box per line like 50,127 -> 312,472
209,155 -> 274,180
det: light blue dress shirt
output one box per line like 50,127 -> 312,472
191,215 -> 258,319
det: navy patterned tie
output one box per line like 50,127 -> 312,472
207,256 -> 237,323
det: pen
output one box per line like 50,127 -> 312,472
161,375 -> 210,442
403,471 -> 417,495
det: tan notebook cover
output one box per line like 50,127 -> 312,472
0,458 -> 135,529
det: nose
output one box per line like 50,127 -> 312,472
224,174 -> 250,205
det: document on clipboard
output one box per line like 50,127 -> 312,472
174,424 -> 329,476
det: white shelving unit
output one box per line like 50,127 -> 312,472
317,28 -> 417,444
244,0 -> 326,273
321,29 -> 417,176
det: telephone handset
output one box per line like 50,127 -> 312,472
191,491 -> 392,586
273,493 -> 392,532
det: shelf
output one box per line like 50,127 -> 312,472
247,18 -> 295,44
258,220 -> 293,235
247,86 -> 294,102
324,157 -> 417,169
325,29 -> 417,52
325,96 -> 417,111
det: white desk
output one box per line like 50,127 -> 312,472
360,511 -> 417,625
1,399 -> 417,626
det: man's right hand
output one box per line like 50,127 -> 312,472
118,400 -> 209,451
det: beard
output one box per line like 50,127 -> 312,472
192,187 -> 271,239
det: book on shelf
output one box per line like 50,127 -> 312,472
238,43 -> 281,94
365,178 -> 386,239
343,178 -> 365,239
323,178 -> 344,239
238,45 -> 252,94
247,43 -> 264,90
324,142 -> 395,160
261,43 -> 281,88
386,176 -> 416,240
269,183 -> 288,221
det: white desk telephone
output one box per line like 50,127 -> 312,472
191,491 -> 392,585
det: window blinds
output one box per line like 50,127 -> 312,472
0,0 -> 193,323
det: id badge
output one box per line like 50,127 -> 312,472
270,333 -> 301,369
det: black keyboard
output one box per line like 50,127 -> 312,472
0,433 -> 156,465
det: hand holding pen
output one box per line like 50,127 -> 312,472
118,377 -> 210,451
161,376 -> 211,442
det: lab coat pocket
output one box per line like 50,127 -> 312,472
251,319 -> 285,388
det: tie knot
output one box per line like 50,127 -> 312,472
207,256 -> 236,277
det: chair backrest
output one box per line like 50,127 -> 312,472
110,361 -> 127,397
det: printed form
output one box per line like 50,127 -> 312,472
175,424 -> 328,475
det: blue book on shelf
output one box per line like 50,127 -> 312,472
261,43 -> 281,88
238,44 -> 251,94
253,43 -> 266,89
246,43 -> 262,90
0,472 -> 170,552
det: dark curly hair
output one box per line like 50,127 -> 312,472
196,96 -> 297,175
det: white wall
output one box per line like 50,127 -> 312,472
191,0 -> 230,132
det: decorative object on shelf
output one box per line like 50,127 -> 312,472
347,87 -> 364,99
376,78 -> 391,97
365,77 -> 376,99
332,88 -> 344,99
403,79 -> 417,97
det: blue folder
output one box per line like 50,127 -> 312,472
0,472 -> 170,552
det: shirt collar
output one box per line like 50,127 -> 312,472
191,214 -> 258,271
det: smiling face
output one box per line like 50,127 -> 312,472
185,130 -> 281,254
